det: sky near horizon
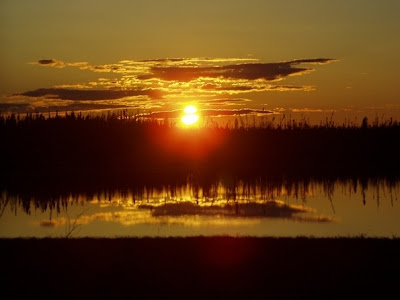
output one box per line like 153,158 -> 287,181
1,0 -> 400,120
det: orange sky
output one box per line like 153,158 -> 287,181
1,0 -> 400,122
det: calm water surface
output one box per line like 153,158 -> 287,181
1,178 -> 399,238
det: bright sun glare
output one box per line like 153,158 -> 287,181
181,105 -> 199,125
184,105 -> 197,114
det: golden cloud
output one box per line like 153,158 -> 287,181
9,57 -> 337,114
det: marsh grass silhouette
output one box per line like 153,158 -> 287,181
0,111 -> 399,196
1,166 -> 398,216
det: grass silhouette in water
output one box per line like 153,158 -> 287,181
0,111 -> 399,193
1,175 -> 397,216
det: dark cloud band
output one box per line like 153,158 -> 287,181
38,59 -> 57,65
17,88 -> 164,101
142,108 -> 273,119
138,58 -> 336,81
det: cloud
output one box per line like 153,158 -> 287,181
17,88 -> 165,101
38,59 -> 56,65
291,58 -> 338,65
33,57 -> 336,80
208,84 -> 314,93
0,103 -> 30,113
139,200 -> 335,223
291,108 -> 325,113
205,98 -> 251,103
0,100 -> 136,114
38,200 -> 333,232
140,57 -> 258,64
38,209 -> 261,229
139,58 -> 187,63
200,98 -> 252,106
138,58 -> 337,82
7,56 -> 337,114
45,103 -> 132,112
32,57 -> 335,82
140,108 -> 273,119
143,201 -> 307,217
269,85 -> 314,92
34,59 -> 66,68
201,108 -> 273,117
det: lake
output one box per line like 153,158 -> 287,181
1,177 -> 398,238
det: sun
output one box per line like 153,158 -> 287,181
183,105 -> 197,114
181,105 -> 199,125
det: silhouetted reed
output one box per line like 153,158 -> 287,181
1,169 -> 398,216
1,111 -> 399,200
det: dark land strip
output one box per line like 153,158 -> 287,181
1,237 -> 400,298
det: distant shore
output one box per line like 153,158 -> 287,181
2,237 -> 399,298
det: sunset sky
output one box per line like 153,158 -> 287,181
1,0 -> 400,121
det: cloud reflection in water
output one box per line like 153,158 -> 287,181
38,200 -> 334,230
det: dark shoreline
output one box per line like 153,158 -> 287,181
2,237 -> 400,298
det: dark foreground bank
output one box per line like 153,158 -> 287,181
1,237 -> 399,299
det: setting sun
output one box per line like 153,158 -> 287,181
184,105 -> 197,114
181,105 -> 199,125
